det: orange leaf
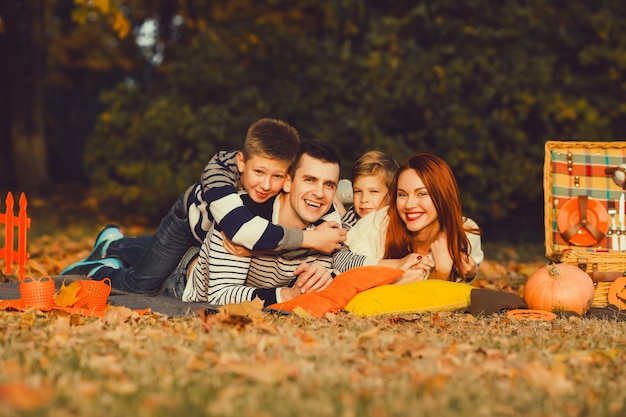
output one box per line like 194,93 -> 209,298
218,297 -> 265,319
0,382 -> 53,411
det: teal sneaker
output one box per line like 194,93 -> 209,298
83,224 -> 124,262
61,257 -> 124,277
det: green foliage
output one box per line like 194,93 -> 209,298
85,84 -> 210,216
84,0 -> 626,238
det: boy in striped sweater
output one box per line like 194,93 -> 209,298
183,140 -> 343,306
61,119 -> 346,295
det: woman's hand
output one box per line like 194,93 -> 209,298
393,256 -> 434,284
393,256 -> 435,284
459,255 -> 479,282
379,253 -> 423,271
429,232 -> 454,280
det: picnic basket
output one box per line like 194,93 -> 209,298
544,141 -> 626,307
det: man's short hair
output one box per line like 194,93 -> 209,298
242,118 -> 300,164
289,140 -> 342,177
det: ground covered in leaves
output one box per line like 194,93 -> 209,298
1,307 -> 626,417
4,184 -> 622,417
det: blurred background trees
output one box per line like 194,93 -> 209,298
1,0 -> 626,244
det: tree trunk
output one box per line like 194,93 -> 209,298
1,0 -> 49,191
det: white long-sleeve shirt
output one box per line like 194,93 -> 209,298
333,206 -> 484,278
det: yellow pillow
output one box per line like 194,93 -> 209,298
344,279 -> 473,317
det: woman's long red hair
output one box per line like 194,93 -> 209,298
383,153 -> 480,279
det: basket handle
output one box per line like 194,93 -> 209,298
605,166 -> 626,190
591,263 -> 625,283
23,275 -> 52,283
102,277 -> 111,287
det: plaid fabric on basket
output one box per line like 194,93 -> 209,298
545,141 -> 626,256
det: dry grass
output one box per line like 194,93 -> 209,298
1,308 -> 626,417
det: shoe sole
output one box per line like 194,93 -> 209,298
61,257 -> 123,276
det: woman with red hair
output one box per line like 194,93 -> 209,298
333,153 -> 483,283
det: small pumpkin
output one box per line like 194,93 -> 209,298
523,263 -> 595,315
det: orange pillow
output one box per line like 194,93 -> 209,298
267,266 -> 404,317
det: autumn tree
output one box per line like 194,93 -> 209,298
0,0 -> 48,190
3,0 -> 626,241
0,0 -> 136,190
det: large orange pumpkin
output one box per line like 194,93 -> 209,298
523,263 -> 595,315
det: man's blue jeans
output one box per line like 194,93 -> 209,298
91,194 -> 198,294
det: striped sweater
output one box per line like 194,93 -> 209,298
183,194 -> 341,306
185,150 -> 303,251
340,206 -> 359,230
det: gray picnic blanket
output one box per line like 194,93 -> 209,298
0,275 -> 220,317
4,277 -> 624,320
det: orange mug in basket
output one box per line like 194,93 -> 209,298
75,278 -> 112,310
19,276 -> 56,310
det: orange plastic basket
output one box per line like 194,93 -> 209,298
75,278 -> 111,310
19,276 -> 55,310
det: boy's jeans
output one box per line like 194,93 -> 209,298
91,193 -> 198,294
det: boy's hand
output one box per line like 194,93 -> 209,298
302,221 -> 347,253
222,233 -> 252,257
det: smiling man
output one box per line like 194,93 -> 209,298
181,140 -> 344,306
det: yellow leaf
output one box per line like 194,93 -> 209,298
54,281 -> 83,307
91,0 -> 112,14
292,306 -> 314,318
109,11 -> 131,39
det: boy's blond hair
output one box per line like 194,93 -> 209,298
351,150 -> 399,189
242,118 -> 300,164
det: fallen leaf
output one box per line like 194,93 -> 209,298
0,381 -> 53,411
218,359 -> 299,384
292,306 -> 314,318
103,306 -> 137,323
356,327 -> 380,345
105,378 -> 138,395
218,297 -> 265,319
54,280 -> 83,307
521,361 -> 574,396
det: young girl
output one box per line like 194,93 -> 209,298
333,153 -> 483,283
339,151 -> 399,230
